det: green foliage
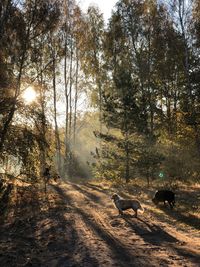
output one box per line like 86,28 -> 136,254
88,0 -> 200,185
137,143 -> 165,185
1,0 -> 200,186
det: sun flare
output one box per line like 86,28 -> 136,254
22,86 -> 37,104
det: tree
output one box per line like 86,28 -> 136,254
79,6 -> 105,149
0,0 -> 60,157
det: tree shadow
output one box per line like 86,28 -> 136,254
122,216 -> 200,265
70,183 -> 102,203
0,185 -> 42,267
52,184 -> 195,267
51,184 -> 155,267
124,184 -> 200,232
0,184 -> 101,267
160,206 -> 200,230
0,183 -> 13,218
172,245 -> 200,266
54,181 -> 200,266
123,216 -> 178,246
84,183 -> 111,195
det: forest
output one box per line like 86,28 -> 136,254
0,0 -> 200,266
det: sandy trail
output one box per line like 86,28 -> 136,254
0,181 -> 200,267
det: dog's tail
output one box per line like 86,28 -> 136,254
138,205 -> 144,214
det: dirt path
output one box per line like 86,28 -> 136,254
0,181 -> 200,267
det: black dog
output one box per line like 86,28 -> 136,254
152,190 -> 175,209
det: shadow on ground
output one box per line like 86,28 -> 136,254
114,182 -> 200,232
52,183 -> 200,267
1,181 -> 200,267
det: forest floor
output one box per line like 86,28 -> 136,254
0,178 -> 200,267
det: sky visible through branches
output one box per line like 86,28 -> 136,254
80,0 -> 117,21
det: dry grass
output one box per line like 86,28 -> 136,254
89,178 -> 200,233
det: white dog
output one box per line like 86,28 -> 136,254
111,193 -> 144,218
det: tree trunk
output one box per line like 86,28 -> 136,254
73,46 -> 79,147
124,134 -> 130,183
0,47 -> 26,153
64,39 -> 70,176
52,50 -> 61,174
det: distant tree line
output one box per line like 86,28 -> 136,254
85,0 -> 200,184
0,0 -> 86,179
0,0 -> 200,185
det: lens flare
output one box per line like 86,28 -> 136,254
159,172 -> 164,178
22,86 -> 36,104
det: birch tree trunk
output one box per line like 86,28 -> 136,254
73,46 -> 79,147
52,48 -> 61,174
